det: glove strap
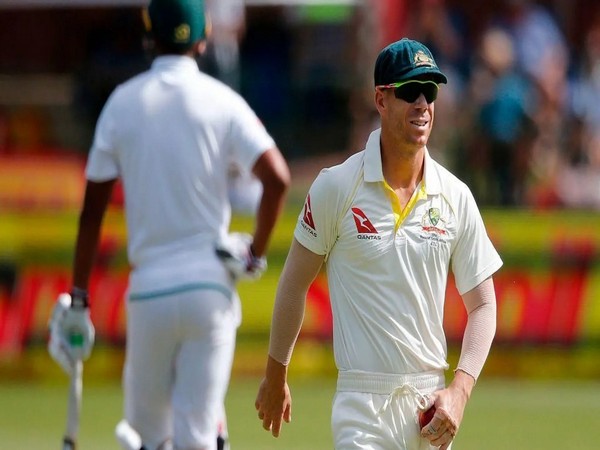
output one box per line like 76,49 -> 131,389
70,286 -> 90,309
248,245 -> 267,273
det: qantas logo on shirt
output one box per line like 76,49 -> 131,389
301,195 -> 317,237
351,207 -> 380,240
303,195 -> 316,229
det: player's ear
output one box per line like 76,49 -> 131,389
374,87 -> 387,115
194,40 -> 207,55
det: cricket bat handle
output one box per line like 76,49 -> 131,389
62,359 -> 83,450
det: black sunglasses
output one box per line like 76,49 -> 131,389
377,80 -> 439,103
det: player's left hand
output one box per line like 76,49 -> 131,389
420,377 -> 470,449
48,293 -> 75,374
215,232 -> 267,281
48,291 -> 95,375
420,406 -> 458,449
421,369 -> 475,450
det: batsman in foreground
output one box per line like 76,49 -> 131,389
255,38 -> 502,450
47,0 -> 290,449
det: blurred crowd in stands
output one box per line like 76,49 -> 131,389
350,0 -> 600,209
1,0 -> 600,210
448,0 -> 600,209
448,0 -> 595,209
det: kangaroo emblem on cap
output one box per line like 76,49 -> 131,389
414,50 -> 435,67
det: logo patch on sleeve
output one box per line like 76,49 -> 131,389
302,195 -> 316,230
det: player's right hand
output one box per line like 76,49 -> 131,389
215,232 -> 267,281
48,292 -> 95,375
255,356 -> 292,437
255,377 -> 292,438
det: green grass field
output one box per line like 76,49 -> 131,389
1,375 -> 599,449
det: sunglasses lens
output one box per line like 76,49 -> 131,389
394,82 -> 438,103
394,84 -> 418,102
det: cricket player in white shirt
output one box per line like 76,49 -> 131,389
47,1 -> 290,449
255,38 -> 502,450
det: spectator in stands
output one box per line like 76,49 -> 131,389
498,0 -> 570,206
201,0 -> 247,92
465,27 -> 536,205
557,7 -> 600,208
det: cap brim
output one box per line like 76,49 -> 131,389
400,67 -> 448,84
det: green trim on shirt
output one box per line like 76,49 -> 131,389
129,282 -> 232,301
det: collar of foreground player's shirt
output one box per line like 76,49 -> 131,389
363,128 -> 441,195
151,55 -> 200,72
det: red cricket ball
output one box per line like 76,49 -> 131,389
418,405 -> 436,429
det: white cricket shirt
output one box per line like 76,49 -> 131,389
86,55 -> 275,297
295,129 -> 503,374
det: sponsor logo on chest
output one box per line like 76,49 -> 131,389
351,207 -> 381,240
348,205 -> 451,243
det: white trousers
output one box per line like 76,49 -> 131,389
123,287 -> 239,450
332,370 -> 448,450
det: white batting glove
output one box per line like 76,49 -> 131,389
48,291 -> 95,375
48,293 -> 75,375
215,232 -> 267,281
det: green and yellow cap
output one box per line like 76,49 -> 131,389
374,38 -> 447,86
146,0 -> 207,50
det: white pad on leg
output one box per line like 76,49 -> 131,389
115,420 -> 144,450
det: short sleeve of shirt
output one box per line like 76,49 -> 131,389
86,93 -> 120,182
451,189 -> 503,294
294,169 -> 340,257
228,96 -> 275,172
